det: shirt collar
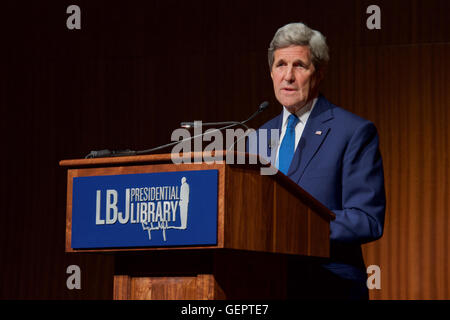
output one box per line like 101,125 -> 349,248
281,97 -> 318,128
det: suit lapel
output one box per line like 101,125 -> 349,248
287,96 -> 334,180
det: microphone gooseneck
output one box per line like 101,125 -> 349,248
85,101 -> 269,158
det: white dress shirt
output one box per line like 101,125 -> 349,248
275,97 -> 318,168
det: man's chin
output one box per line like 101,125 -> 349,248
280,96 -> 317,113
284,103 -> 307,113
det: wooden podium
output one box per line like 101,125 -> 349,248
60,152 -> 335,299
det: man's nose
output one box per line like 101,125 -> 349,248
284,66 -> 295,82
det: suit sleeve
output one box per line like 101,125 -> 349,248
330,122 -> 386,244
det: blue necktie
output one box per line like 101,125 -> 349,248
278,114 -> 299,175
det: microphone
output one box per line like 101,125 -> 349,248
85,149 -> 136,159
180,101 -> 270,130
181,120 -> 248,130
85,101 -> 269,158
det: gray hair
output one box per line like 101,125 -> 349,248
268,22 -> 329,70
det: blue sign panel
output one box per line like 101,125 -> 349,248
71,170 -> 218,249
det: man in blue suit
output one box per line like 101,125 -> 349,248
250,23 -> 386,299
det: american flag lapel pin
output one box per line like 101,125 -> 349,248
315,130 -> 322,135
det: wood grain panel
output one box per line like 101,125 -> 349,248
113,275 -> 131,300
130,276 -> 201,300
224,166 -> 274,252
364,43 -> 449,300
132,276 -> 195,300
114,273 -> 218,300
273,181 -> 309,255
307,208 -> 330,258
223,165 -> 333,255
323,43 -> 450,299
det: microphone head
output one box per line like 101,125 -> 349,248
258,101 -> 270,111
180,121 -> 202,129
180,122 -> 193,128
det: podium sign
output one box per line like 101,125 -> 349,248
71,169 -> 218,249
61,153 -> 335,299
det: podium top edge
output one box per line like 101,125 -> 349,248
59,151 -> 249,167
60,153 -> 173,167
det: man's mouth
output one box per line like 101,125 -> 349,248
282,88 -> 297,92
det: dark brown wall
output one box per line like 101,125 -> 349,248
0,0 -> 448,299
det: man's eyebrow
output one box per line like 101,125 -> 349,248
274,57 -> 309,65
294,58 -> 308,65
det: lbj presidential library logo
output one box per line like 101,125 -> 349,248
140,176 -> 190,241
71,170 -> 218,249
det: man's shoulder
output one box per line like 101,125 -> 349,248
318,97 -> 376,134
319,97 -> 369,123
334,106 -> 371,125
322,100 -> 380,148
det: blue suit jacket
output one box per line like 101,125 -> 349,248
249,95 -> 386,281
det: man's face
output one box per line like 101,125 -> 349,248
271,45 -> 321,113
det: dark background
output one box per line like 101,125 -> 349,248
0,0 -> 449,299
